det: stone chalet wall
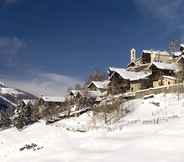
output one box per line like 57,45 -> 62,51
133,83 -> 184,99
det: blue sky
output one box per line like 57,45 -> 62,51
0,0 -> 184,96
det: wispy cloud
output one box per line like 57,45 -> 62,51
0,0 -> 18,6
0,37 -> 26,66
1,71 -> 83,97
0,37 -> 26,55
133,0 -> 184,39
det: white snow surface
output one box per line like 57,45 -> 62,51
2,93 -> 184,162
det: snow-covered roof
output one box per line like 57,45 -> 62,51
150,62 -> 178,71
109,67 -> 151,81
88,80 -> 110,89
180,44 -> 184,48
142,50 -> 170,56
173,51 -> 182,57
41,96 -> 65,103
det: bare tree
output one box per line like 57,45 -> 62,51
85,69 -> 107,85
75,84 -> 82,90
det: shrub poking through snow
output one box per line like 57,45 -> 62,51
19,143 -> 43,151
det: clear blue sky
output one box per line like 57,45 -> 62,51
0,0 -> 183,96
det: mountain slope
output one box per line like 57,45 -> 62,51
0,82 -> 37,113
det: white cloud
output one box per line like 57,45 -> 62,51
1,72 -> 83,97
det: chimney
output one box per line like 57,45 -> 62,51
130,48 -> 136,63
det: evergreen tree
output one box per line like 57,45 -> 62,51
13,102 -> 33,129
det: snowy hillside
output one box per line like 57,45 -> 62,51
117,93 -> 184,126
1,93 -> 184,162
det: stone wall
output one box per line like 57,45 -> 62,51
133,83 -> 184,99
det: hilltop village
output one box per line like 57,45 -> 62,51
21,44 -> 184,119
68,44 -> 184,100
2,44 -> 184,128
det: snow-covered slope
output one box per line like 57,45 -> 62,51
1,117 -> 184,162
1,93 -> 184,162
119,93 -> 184,125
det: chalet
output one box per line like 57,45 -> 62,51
108,67 -> 152,94
148,62 -> 178,87
87,80 -> 110,92
39,96 -> 66,109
